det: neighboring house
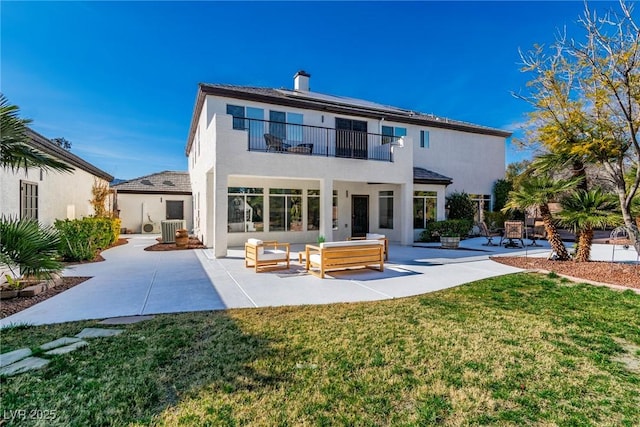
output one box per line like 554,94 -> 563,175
0,128 -> 114,226
111,171 -> 193,233
187,71 -> 511,257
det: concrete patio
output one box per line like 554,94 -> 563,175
1,234 -> 637,327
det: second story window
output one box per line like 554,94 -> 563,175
269,110 -> 286,139
420,130 -> 430,148
227,104 -> 245,130
268,111 -> 304,142
381,126 -> 406,145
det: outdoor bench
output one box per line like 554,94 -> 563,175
347,233 -> 389,260
304,240 -> 384,279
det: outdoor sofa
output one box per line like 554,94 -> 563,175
304,239 -> 384,279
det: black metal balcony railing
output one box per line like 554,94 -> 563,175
241,118 -> 397,162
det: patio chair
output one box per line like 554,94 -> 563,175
245,238 -> 290,272
478,221 -> 502,246
264,134 -> 290,152
503,220 -> 525,248
528,220 -> 546,246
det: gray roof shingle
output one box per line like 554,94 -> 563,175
111,171 -> 191,194
413,167 -> 453,185
186,82 -> 512,155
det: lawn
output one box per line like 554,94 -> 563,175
1,273 -> 639,426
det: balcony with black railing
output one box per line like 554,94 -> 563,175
240,118 -> 398,162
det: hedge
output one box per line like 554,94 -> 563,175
55,217 -> 121,261
418,219 -> 473,242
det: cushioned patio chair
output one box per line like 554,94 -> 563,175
244,238 -> 290,272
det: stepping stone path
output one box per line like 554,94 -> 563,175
0,328 -> 124,377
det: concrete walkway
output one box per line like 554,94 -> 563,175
1,235 -> 225,327
2,235 -> 637,327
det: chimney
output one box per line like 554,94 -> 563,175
294,70 -> 311,92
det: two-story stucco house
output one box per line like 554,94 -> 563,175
186,71 -> 511,257
0,128 -> 114,226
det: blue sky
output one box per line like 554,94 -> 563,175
1,1 -> 621,179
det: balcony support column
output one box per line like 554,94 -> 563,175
319,179 -> 334,242
399,183 -> 414,246
212,169 -> 229,258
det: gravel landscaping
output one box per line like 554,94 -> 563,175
492,256 -> 640,289
1,277 -> 91,319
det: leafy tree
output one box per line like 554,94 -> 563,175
0,94 -> 72,172
503,175 -> 579,261
557,189 -> 620,262
445,191 -> 475,221
90,178 -> 111,218
529,152 -> 589,191
492,179 -> 513,212
505,160 -> 531,188
51,137 -> 72,151
516,2 -> 640,252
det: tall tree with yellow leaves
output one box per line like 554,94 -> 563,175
517,1 -> 640,251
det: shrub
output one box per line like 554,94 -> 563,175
0,217 -> 63,279
446,192 -> 476,221
111,218 -> 122,244
483,211 -> 508,229
55,217 -> 120,261
492,179 -> 513,212
418,219 -> 473,242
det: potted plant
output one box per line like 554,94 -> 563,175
439,231 -> 461,249
427,219 -> 472,249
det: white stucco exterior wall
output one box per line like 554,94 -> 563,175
0,166 -> 108,227
116,193 -> 193,233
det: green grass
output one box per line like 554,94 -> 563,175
1,273 -> 639,426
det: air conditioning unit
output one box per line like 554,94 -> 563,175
142,221 -> 160,234
161,219 -> 186,243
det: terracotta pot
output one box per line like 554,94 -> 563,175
175,229 -> 189,248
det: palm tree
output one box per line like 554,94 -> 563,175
1,94 -> 69,281
503,175 -> 579,261
557,189 -> 620,262
0,217 -> 62,279
0,94 -> 72,172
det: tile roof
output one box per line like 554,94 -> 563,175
186,82 -> 512,155
26,128 -> 113,181
413,167 -> 453,185
111,171 -> 191,194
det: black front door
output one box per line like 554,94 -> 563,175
336,118 -> 368,159
166,200 -> 184,220
351,195 -> 369,237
